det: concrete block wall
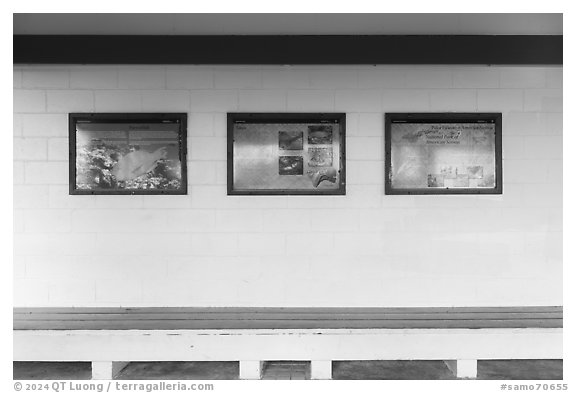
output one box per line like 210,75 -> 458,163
13,65 -> 562,307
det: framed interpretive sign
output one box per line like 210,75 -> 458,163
227,113 -> 346,195
385,113 -> 502,195
69,113 -> 187,195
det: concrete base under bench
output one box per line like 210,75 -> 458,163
13,360 -> 564,380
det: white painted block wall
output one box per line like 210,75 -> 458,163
13,65 -> 562,307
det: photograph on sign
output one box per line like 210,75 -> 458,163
279,131 -> 304,150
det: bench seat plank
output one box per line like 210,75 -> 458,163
14,319 -> 563,330
13,307 -> 563,330
14,311 -> 563,321
13,306 -> 563,315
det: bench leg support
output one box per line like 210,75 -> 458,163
92,361 -> 130,380
311,360 -> 332,380
239,361 -> 263,380
444,359 -> 477,379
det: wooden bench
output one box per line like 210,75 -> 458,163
13,306 -> 563,380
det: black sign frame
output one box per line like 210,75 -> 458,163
69,113 -> 187,195
227,113 -> 346,196
385,113 -> 503,195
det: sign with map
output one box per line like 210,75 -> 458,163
385,113 -> 502,194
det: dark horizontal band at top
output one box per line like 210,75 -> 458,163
14,35 -> 562,65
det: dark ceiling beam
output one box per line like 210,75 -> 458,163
13,35 -> 562,65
